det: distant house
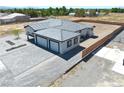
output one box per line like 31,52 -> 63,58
69,13 -> 76,16
96,11 -> 99,16
0,13 -> 8,17
85,10 -> 99,17
0,13 -> 30,24
25,19 -> 94,54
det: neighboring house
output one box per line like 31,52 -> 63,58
96,11 -> 99,16
85,10 -> 90,16
69,13 -> 76,16
0,13 -> 8,17
0,13 -> 30,24
85,10 -> 99,17
25,19 -> 94,54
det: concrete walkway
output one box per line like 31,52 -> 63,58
95,47 -> 124,75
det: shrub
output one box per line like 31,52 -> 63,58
11,29 -> 22,40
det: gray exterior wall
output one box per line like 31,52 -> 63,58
34,34 -> 80,54
74,28 -> 94,39
0,18 -> 15,24
0,15 -> 30,24
59,36 -> 80,54
15,16 -> 30,22
80,28 -> 94,38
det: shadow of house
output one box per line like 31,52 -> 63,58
58,46 -> 85,60
28,39 -> 84,60
28,38 -> 35,44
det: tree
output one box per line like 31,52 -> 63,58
69,8 -> 74,13
11,29 -> 22,40
111,8 -> 124,13
75,9 -> 85,17
47,7 -> 53,16
53,7 -> 59,16
89,9 -> 97,17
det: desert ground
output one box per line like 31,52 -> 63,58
0,22 -> 29,37
57,13 -> 124,23
0,13 -> 124,37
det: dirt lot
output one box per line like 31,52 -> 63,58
79,22 -> 120,48
0,22 -> 29,37
1,13 -> 123,37
57,13 -> 124,23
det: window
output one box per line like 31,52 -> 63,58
74,37 -> 78,44
67,39 -> 72,48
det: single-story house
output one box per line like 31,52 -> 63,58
85,10 -> 99,17
0,13 -> 8,17
25,19 -> 94,38
69,13 -> 76,16
0,13 -> 30,24
24,19 -> 95,54
34,28 -> 80,54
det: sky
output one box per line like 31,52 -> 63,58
0,0 -> 124,8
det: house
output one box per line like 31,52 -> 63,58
25,19 -> 94,39
25,19 -> 94,54
85,10 -> 99,17
0,13 -> 30,24
34,28 -> 80,54
0,13 -> 8,17
69,13 -> 76,16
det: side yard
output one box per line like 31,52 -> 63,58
0,22 -> 30,37
57,13 -> 124,23
51,30 -> 124,87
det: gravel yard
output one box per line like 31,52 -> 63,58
57,13 -> 124,23
79,22 -> 120,48
0,22 -> 31,37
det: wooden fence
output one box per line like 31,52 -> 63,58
73,19 -> 124,26
81,26 -> 124,58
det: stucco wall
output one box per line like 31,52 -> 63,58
0,18 -> 15,24
15,16 -> 30,22
60,36 -> 80,54
81,28 -> 94,38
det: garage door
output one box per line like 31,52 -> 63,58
50,40 -> 59,53
37,36 -> 47,48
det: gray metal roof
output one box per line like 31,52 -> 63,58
27,19 -> 61,31
0,13 -> 28,20
26,19 -> 93,31
35,28 -> 80,41
0,13 -> 8,17
55,20 -> 93,31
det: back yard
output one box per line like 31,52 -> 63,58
57,13 -> 124,23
